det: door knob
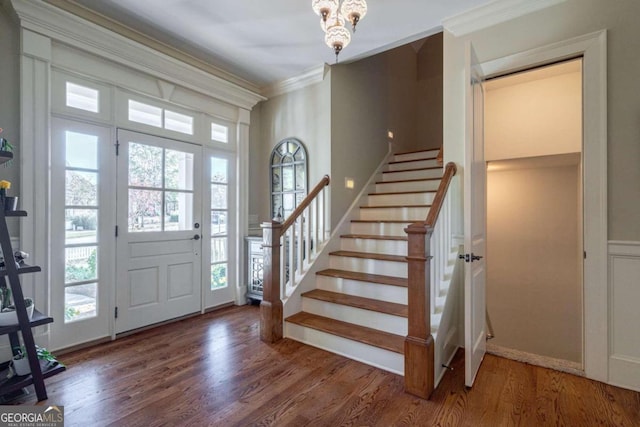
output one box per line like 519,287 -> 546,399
192,234 -> 201,240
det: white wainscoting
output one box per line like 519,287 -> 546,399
608,241 -> 640,392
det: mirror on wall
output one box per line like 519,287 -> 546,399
271,138 -> 307,220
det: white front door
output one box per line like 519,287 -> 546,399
203,149 -> 237,308
464,42 -> 487,388
115,130 -> 202,333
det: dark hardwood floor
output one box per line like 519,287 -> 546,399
14,305 -> 640,426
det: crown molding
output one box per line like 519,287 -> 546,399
262,64 -> 330,99
10,0 -> 265,110
442,0 -> 567,37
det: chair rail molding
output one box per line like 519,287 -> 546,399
9,0 -> 265,110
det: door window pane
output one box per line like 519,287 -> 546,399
211,157 -> 228,183
66,209 -> 98,245
66,171 -> 98,206
65,131 -> 98,169
165,149 -> 194,190
211,238 -> 227,263
129,143 -> 163,187
211,263 -> 227,290
65,246 -> 98,283
211,211 -> 227,236
164,192 -> 193,231
129,189 -> 162,232
65,282 -> 97,323
211,184 -> 227,209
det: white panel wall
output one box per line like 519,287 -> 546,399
608,242 -> 640,392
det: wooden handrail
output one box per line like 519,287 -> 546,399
281,175 -> 330,231
404,160 -> 457,400
425,162 -> 457,227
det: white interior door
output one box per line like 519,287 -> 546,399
464,42 -> 487,387
115,130 -> 202,333
203,149 -> 236,308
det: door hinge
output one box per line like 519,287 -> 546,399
584,251 -> 587,259
115,225 -> 119,237
115,307 -> 118,319
115,140 -> 120,156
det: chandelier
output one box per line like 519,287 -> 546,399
312,0 -> 368,62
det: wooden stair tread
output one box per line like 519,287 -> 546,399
361,204 -> 431,209
376,177 -> 441,184
388,157 -> 437,165
394,148 -> 438,156
383,166 -> 442,173
286,312 -> 405,354
340,234 -> 408,241
301,289 -> 408,317
369,190 -> 436,196
317,268 -> 408,287
329,250 -> 407,263
351,219 -> 422,223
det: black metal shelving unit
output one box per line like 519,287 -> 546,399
0,152 -> 65,401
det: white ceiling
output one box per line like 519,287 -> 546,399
70,0 -> 492,89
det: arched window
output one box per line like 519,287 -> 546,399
271,138 -> 307,220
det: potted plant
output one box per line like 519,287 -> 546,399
0,293 -> 35,326
0,127 -> 14,166
11,345 -> 61,376
0,180 -> 17,211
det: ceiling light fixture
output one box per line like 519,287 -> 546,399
312,0 -> 367,62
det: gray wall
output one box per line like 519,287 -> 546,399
487,161 -> 582,363
415,32 -> 443,152
0,5 -> 21,236
249,76 -> 332,226
444,0 -> 640,241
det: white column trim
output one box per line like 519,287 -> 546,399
235,110 -> 251,305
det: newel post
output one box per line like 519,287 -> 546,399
404,222 -> 434,399
260,221 -> 283,343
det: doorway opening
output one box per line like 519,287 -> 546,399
484,58 -> 584,372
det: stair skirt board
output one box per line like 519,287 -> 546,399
367,192 -> 436,207
329,255 -> 407,278
340,238 -> 408,257
285,322 -> 404,375
393,149 -> 440,162
381,169 -> 443,182
302,297 -> 407,336
387,158 -> 440,171
350,221 -> 415,236
375,179 -> 441,193
316,275 -> 407,304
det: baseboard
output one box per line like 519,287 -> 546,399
487,343 -> 584,377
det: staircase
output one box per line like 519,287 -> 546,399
285,149 -> 456,376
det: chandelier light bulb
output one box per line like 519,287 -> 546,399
311,0 -> 339,23
325,24 -> 351,62
340,0 -> 368,32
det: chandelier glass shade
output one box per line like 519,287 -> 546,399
311,0 -> 339,22
312,0 -> 367,61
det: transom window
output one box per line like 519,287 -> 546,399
271,139 -> 307,220
127,100 -> 194,135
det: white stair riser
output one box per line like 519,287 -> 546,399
367,192 -> 435,207
302,298 -> 407,336
382,168 -> 442,182
350,222 -> 412,236
330,255 -> 407,278
375,180 -> 441,193
285,322 -> 404,375
316,275 -> 408,305
340,237 -> 407,256
394,149 -> 440,162
359,206 -> 430,221
387,159 -> 439,171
